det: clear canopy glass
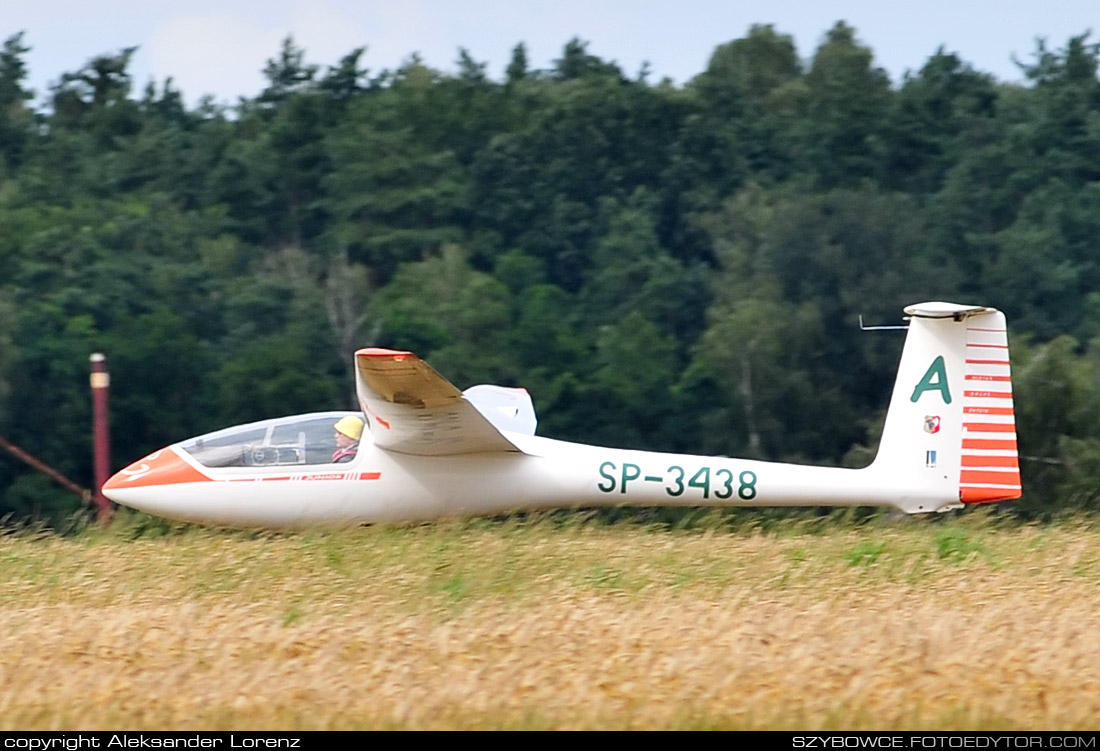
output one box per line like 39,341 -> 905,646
179,411 -> 363,467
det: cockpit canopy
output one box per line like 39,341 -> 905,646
180,411 -> 364,468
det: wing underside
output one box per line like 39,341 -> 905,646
354,348 -> 525,456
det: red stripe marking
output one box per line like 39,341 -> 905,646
965,375 -> 1012,382
364,405 -> 392,430
963,438 -> 1019,451
961,469 -> 1021,485
967,343 -> 1008,349
962,455 -> 1019,468
964,406 -> 1015,415
961,486 -> 1022,503
963,422 -> 1017,433
964,390 -> 1012,399
224,472 -> 382,483
967,359 -> 1010,365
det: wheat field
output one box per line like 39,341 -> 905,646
1,511 -> 1098,730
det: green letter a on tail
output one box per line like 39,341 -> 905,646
910,356 -> 951,404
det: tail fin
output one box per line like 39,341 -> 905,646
870,302 -> 1021,513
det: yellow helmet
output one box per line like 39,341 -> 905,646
334,415 -> 364,441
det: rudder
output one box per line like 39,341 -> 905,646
957,309 -> 1021,504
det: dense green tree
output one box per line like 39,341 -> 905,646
590,311 -> 679,444
687,24 -> 803,187
981,180 -> 1100,340
5,24 -> 1100,523
49,47 -> 141,143
374,244 -> 516,386
0,294 -> 15,426
505,43 -> 529,85
216,335 -> 341,426
693,290 -> 852,461
257,36 -> 319,111
103,308 -> 217,461
325,92 -> 471,282
4,300 -> 100,494
581,190 -> 708,341
471,47 -> 689,287
118,79 -> 223,201
0,32 -> 35,172
319,47 -> 371,105
215,249 -> 344,422
885,49 -> 999,193
1019,33 -> 1100,182
553,38 -> 625,81
796,22 -> 892,187
1011,335 -> 1100,517
692,184 -> 945,460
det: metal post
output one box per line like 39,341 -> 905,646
90,353 -> 112,524
0,435 -> 90,501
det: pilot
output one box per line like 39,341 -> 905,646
331,415 -> 364,463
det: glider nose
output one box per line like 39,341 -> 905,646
102,447 -> 210,511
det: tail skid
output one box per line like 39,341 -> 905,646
868,302 -> 1021,513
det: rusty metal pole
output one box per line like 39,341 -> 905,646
90,353 -> 112,524
0,435 -> 90,501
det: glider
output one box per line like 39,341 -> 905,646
102,302 -> 1021,527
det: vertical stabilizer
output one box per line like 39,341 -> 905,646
869,303 -> 1021,512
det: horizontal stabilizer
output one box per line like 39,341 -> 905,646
903,302 -> 997,319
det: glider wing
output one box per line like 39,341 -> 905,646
354,348 -> 524,456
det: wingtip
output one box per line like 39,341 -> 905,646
356,347 -> 417,361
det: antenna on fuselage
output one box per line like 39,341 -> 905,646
858,314 -> 909,331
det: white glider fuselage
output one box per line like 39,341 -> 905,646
103,301 -> 1022,527
102,434 -> 946,529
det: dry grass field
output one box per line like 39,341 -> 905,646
1,510 -> 1099,730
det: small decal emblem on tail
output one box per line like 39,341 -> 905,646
924,415 -> 941,434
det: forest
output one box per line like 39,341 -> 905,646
1,22 -> 1099,525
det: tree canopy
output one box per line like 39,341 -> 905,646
2,26 -> 1100,525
